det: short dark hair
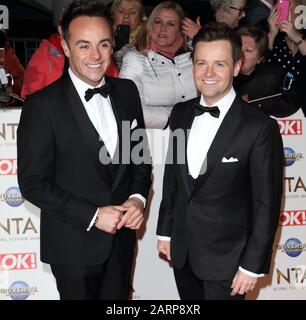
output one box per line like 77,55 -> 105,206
192,22 -> 242,63
237,25 -> 269,59
60,0 -> 112,40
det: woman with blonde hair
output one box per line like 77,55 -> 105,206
120,1 -> 197,129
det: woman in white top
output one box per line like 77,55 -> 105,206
119,1 -> 197,129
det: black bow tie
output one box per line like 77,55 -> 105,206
194,103 -> 220,118
84,83 -> 111,102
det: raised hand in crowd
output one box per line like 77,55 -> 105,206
268,5 -> 306,55
267,7 -> 280,48
182,16 -> 201,40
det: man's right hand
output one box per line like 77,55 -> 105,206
95,205 -> 127,234
157,240 -> 171,261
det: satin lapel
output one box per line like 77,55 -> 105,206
190,98 -> 244,199
178,97 -> 200,197
62,74 -> 112,188
106,78 -> 129,192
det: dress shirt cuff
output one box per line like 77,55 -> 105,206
129,194 -> 146,208
239,266 -> 265,278
86,208 -> 99,232
157,236 -> 171,241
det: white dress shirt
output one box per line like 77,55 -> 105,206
159,88 -> 263,278
69,68 -> 118,159
68,69 -> 146,230
187,88 -> 235,179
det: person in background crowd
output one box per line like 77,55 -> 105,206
112,0 -> 146,44
22,31 -> 119,99
157,22 -> 283,300
244,0 -> 273,29
21,32 -> 65,99
111,0 -> 146,69
235,24 -> 300,117
0,29 -> 24,100
17,0 -> 151,300
120,1 -> 197,129
182,0 -> 247,40
267,0 -> 306,116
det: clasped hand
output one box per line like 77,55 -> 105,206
95,197 -> 144,234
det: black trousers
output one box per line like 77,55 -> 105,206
50,236 -> 133,300
173,257 -> 245,300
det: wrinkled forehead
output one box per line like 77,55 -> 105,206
118,0 -> 138,9
229,0 -> 247,8
241,36 -> 257,48
153,8 -> 180,22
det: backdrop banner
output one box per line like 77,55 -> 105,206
0,108 -> 305,300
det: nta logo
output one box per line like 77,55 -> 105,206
284,177 -> 306,193
276,267 -> 306,286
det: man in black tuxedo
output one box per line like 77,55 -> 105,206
157,22 -> 283,300
17,0 -> 151,300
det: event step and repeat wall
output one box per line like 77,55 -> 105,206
0,108 -> 306,300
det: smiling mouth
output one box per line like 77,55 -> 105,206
202,80 -> 218,85
86,63 -> 102,69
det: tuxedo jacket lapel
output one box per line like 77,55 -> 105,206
106,77 -> 130,191
190,97 -> 244,199
62,74 -> 113,188
176,97 -> 200,196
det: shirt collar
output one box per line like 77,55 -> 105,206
68,68 -> 105,98
200,87 -> 236,118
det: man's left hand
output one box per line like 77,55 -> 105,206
230,270 -> 258,296
117,197 -> 144,230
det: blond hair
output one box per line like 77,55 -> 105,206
135,1 -> 185,55
111,0 -> 146,25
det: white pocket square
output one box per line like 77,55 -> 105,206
131,119 -> 138,130
222,157 -> 239,163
